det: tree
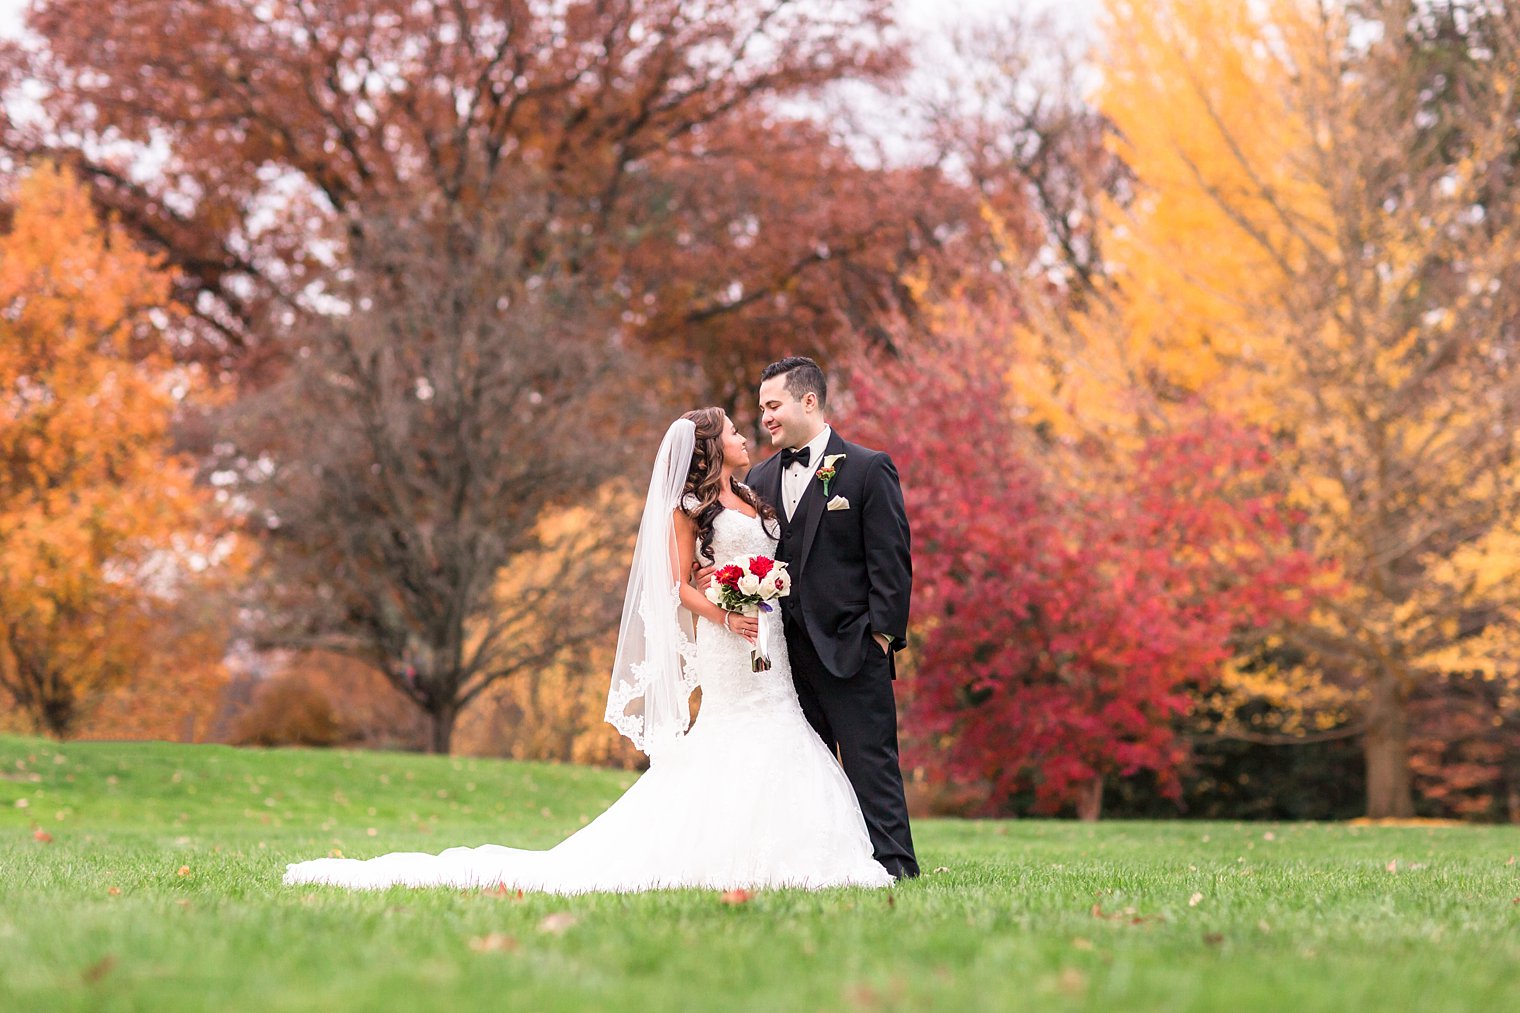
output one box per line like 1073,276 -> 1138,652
907,5 -> 1131,302
1093,0 -> 1520,816
73,597 -> 235,745
455,493 -> 647,769
0,163 -> 214,736
0,1 -> 973,753
0,0 -> 943,401
843,309 -> 1318,818
1409,671 -> 1520,821
231,198 -> 635,754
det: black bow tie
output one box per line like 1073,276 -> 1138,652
779,447 -> 812,469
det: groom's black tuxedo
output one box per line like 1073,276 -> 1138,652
749,429 -> 912,680
746,429 -> 918,879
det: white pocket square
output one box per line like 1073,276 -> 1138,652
826,495 -> 850,511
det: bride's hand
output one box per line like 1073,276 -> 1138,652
724,612 -> 759,643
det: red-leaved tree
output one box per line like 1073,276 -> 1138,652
844,328 -> 1323,818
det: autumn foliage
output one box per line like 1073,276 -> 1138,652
0,164 -> 220,737
2,0 -> 934,399
845,319 -> 1320,817
1092,0 -> 1520,817
0,0 -> 1514,824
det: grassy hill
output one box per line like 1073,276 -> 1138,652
2,734 -> 1517,1011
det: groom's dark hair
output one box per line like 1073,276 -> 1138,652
760,356 -> 827,410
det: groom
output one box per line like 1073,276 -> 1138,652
745,356 -> 918,880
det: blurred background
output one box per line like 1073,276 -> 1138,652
0,0 -> 1515,824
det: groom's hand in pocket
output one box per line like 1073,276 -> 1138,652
873,632 -> 891,655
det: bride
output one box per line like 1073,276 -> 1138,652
283,408 -> 893,893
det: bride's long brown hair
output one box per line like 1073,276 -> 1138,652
681,407 -> 778,562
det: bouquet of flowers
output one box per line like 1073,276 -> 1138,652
704,553 -> 791,671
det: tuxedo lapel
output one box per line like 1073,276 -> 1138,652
794,429 -> 846,577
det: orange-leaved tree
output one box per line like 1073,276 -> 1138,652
0,163 -> 217,737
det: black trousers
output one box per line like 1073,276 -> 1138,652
784,609 -> 919,879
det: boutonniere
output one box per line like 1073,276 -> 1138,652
815,453 -> 846,497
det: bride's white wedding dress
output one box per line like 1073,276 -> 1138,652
283,508 -> 892,893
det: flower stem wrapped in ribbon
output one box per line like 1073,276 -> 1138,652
704,553 -> 791,671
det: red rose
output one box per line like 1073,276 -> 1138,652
748,556 -> 774,578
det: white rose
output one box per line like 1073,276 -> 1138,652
738,573 -> 761,596
704,584 -> 722,604
759,571 -> 781,597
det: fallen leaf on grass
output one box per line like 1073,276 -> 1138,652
1385,860 -> 1398,873
538,912 -> 577,934
1189,892 -> 1203,907
719,888 -> 753,905
1091,904 -> 1164,925
1057,968 -> 1087,995
1071,937 -> 1094,951
485,884 -> 524,900
328,849 -> 343,858
177,865 -> 191,877
33,828 -> 52,843
844,982 -> 881,1009
107,887 -> 121,897
932,866 -> 949,874
1203,932 -> 1225,947
468,933 -> 519,953
81,955 -> 117,984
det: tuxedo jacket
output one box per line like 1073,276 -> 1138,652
746,430 -> 912,680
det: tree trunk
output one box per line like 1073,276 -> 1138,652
427,704 -> 456,755
1076,776 -> 1103,821
1363,670 -> 1415,818
40,690 -> 75,740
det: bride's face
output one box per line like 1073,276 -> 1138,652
720,415 -> 751,470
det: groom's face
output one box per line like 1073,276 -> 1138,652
758,375 -> 817,450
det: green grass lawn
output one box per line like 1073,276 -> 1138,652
1,734 -> 1517,1012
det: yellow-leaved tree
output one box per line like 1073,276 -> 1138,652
1082,0 -> 1520,816
0,163 -> 216,737
456,489 -> 645,769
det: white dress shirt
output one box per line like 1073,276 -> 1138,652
781,425 -> 832,522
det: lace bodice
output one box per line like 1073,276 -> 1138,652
705,506 -> 779,562
692,509 -> 798,719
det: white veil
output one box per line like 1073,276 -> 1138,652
605,418 -> 700,757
